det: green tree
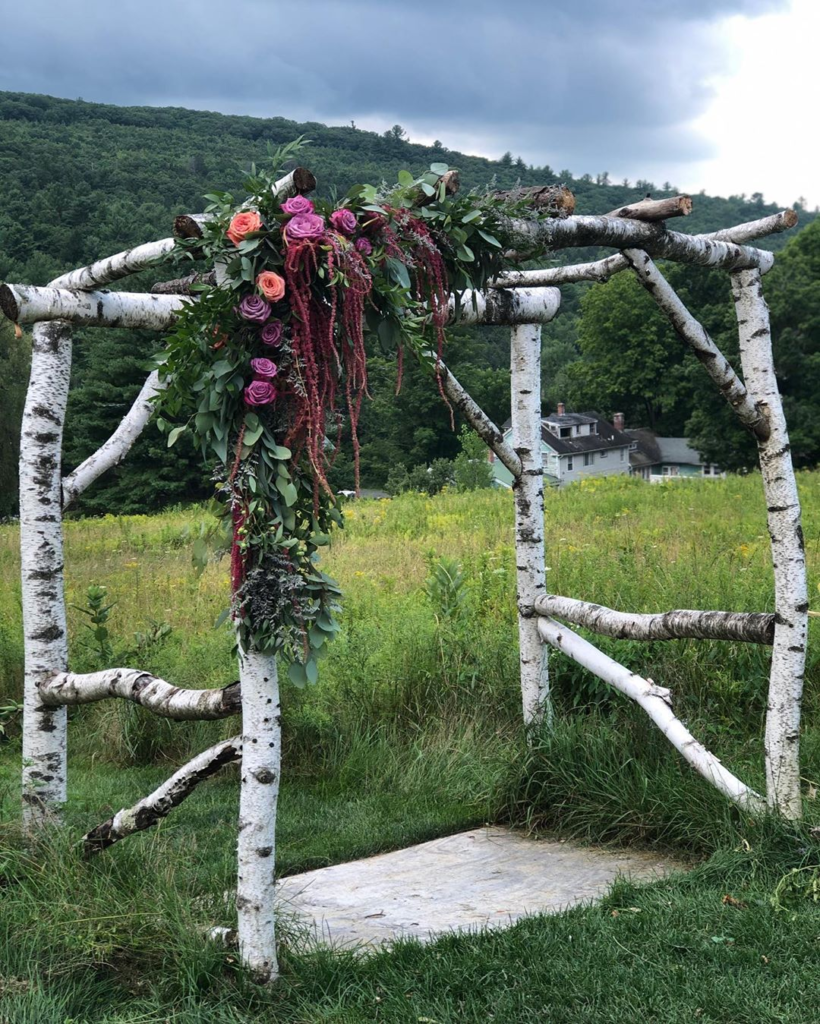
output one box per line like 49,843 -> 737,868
0,321 -> 30,517
563,271 -> 691,432
453,425 -> 493,491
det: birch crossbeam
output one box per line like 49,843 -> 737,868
537,617 -> 765,812
501,216 -> 777,272
39,669 -> 241,720
82,736 -> 241,855
0,284 -> 187,329
535,595 -> 775,645
491,209 -> 797,289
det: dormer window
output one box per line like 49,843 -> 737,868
560,427 -> 571,438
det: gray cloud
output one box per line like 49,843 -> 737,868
1,0 -> 787,177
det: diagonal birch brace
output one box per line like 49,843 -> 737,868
537,617 -> 765,812
83,736 -> 241,855
63,370 -> 164,507
432,359 -> 521,478
622,249 -> 770,440
39,669 -> 241,720
535,595 -> 775,645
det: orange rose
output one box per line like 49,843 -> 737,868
226,211 -> 263,246
256,271 -> 286,303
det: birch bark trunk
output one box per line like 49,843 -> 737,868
19,322 -> 72,824
510,324 -> 549,726
733,269 -> 808,819
235,645 -> 281,983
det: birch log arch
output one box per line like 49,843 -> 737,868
3,144 -> 807,983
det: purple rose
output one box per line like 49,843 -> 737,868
250,357 -> 278,380
330,208 -> 358,235
285,213 -> 326,240
237,294 -> 272,324
260,321 -> 284,347
354,237 -> 373,256
244,380 -> 277,406
281,195 -> 315,216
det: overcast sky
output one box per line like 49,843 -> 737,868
2,0 -> 815,208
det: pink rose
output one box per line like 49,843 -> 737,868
244,380 -> 277,406
285,213 -> 326,240
256,271 -> 286,302
330,208 -> 357,235
281,195 -> 315,216
250,357 -> 278,380
260,321 -> 284,347
227,211 -> 263,245
354,237 -> 373,256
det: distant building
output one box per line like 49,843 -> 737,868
490,403 -> 633,489
627,428 -> 725,481
489,406 -> 723,488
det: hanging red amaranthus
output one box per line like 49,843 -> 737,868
283,230 -> 372,497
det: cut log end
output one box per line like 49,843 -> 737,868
496,184 -> 576,218
291,166 -> 317,194
783,208 -> 799,229
174,215 -> 205,241
606,195 -> 693,222
0,283 -> 20,323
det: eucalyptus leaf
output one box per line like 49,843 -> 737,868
167,426 -> 187,448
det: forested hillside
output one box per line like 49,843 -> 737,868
0,91 -> 816,515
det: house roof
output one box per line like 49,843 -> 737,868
503,411 -> 633,456
626,428 -> 662,470
656,437 -> 703,466
625,429 -> 704,468
544,412 -> 598,427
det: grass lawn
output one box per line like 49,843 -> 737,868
2,477 -> 820,1021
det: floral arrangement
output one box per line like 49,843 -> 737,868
155,140 -> 527,683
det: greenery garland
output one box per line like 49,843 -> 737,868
154,140 -> 531,684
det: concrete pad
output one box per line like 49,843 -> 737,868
277,826 -> 683,949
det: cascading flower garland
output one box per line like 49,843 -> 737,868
154,140 -> 530,684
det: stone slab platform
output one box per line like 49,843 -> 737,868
277,826 -> 683,949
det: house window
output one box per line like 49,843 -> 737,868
620,449 -> 625,461
600,450 -> 608,459
583,452 -> 593,466
567,456 -> 573,471
560,427 -> 572,438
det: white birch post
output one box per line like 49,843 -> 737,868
733,269 -> 808,819
235,645 -> 281,983
19,322 -> 72,824
510,324 -> 549,726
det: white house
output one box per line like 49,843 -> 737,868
490,404 -> 634,488
490,407 -> 724,488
